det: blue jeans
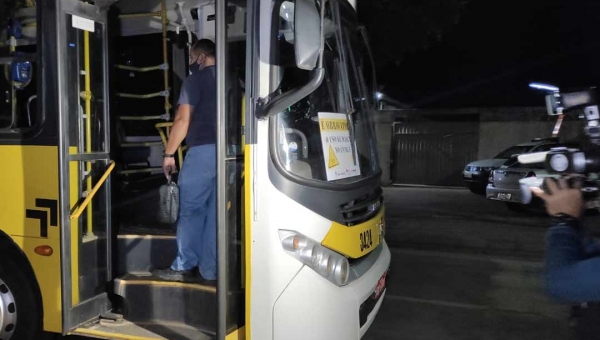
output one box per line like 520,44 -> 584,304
171,144 -> 217,280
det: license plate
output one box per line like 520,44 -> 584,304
464,172 -> 473,178
497,193 -> 512,200
374,271 -> 387,300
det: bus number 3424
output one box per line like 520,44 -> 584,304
360,229 -> 373,252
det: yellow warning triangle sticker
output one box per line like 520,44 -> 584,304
328,145 -> 339,169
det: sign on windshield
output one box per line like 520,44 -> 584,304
318,112 -> 361,181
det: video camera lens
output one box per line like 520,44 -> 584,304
582,184 -> 599,202
586,126 -> 600,140
543,149 -> 597,174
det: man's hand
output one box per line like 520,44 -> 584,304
163,157 -> 176,179
530,177 -> 584,219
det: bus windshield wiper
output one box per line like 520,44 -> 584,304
346,109 -> 357,166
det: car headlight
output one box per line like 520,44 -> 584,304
279,230 -> 350,286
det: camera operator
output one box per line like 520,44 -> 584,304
532,178 -> 600,339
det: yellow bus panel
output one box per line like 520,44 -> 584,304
0,145 -> 62,333
321,208 -> 385,259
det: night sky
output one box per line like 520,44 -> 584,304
358,0 -> 600,108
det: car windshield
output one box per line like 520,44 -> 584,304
271,0 -> 379,184
494,145 -> 534,159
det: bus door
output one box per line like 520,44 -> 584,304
56,0 -> 113,331
216,0 -> 249,337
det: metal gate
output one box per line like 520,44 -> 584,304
392,118 -> 479,187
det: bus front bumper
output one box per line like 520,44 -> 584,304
356,241 -> 391,338
273,241 -> 391,340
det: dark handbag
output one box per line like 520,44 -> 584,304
158,175 -> 179,225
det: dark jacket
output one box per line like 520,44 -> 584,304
545,217 -> 600,339
545,217 -> 600,303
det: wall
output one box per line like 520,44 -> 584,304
477,107 -> 584,159
391,118 -> 479,187
380,107 -> 587,187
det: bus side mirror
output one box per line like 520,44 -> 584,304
256,0 -> 325,118
294,0 -> 321,71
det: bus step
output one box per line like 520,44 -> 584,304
72,318 -> 214,340
114,272 -> 217,335
116,233 -> 177,276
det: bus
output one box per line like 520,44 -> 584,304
0,0 -> 390,339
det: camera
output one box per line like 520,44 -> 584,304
518,84 -> 600,206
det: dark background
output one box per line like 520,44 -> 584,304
358,0 -> 600,108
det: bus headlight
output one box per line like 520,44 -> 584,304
279,230 -> 350,286
334,255 -> 349,286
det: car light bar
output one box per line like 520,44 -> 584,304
279,230 -> 350,286
518,151 -> 548,164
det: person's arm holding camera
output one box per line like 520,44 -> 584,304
532,178 -> 600,303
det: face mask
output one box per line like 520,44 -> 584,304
189,62 -> 200,74
189,53 -> 205,74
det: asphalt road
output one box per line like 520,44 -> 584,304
66,186 -> 583,340
383,185 -> 552,260
363,186 -> 580,340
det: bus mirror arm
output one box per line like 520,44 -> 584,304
256,0 -> 327,119
255,67 -> 325,119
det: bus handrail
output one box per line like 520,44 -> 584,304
116,91 -> 168,99
70,160 -> 115,220
116,64 -> 166,72
119,11 -> 162,19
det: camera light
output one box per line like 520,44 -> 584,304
529,83 -> 560,92
549,154 -> 569,172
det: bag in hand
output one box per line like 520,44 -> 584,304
158,176 -> 179,225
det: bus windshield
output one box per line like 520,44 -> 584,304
272,0 -> 380,185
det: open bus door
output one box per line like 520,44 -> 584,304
55,0 -> 247,337
55,0 -> 114,332
217,1 -> 248,338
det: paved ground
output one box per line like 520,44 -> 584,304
362,186 -> 586,340
384,186 -> 550,259
66,186 -> 589,339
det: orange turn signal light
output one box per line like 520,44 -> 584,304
34,245 -> 53,257
292,235 -> 300,250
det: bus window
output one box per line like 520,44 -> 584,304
272,0 -> 379,184
0,10 -> 39,132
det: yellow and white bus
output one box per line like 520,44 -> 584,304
0,0 -> 390,339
